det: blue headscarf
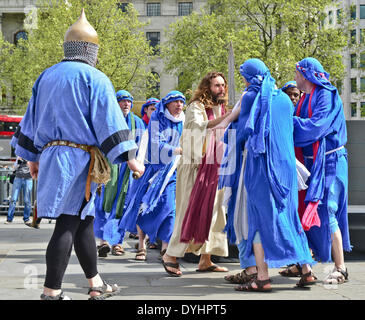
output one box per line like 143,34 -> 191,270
281,81 -> 297,92
141,97 -> 160,117
239,58 -> 275,154
155,90 -> 186,118
296,57 -> 335,92
116,90 -> 134,108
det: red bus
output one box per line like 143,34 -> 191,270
0,115 -> 23,160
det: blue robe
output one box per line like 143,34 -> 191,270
11,61 -> 137,220
293,86 -> 351,262
119,102 -> 183,244
223,86 -> 314,268
94,112 -> 145,244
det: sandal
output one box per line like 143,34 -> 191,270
40,291 -> 72,300
97,243 -> 110,257
162,260 -> 182,277
111,245 -> 125,256
88,280 -> 119,300
224,269 -> 258,284
279,263 -> 302,277
323,267 -> 348,285
129,233 -> 139,239
135,248 -> 147,261
235,277 -> 272,292
296,271 -> 317,287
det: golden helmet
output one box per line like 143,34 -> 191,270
64,8 -> 98,45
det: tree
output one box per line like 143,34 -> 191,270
161,0 -> 353,95
1,0 -> 153,113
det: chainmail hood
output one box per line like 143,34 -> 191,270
63,40 -> 99,67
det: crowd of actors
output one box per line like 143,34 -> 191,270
11,11 -> 351,299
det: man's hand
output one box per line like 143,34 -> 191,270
27,161 -> 39,180
173,147 -> 183,155
127,158 -> 145,178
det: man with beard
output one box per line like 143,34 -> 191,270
162,72 -> 231,276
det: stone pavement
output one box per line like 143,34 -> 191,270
0,216 -> 365,304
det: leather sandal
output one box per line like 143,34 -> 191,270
323,267 -> 348,285
162,260 -> 182,277
88,280 -> 119,300
296,271 -> 317,287
279,263 -> 302,277
40,291 -> 72,300
135,248 -> 147,261
97,243 -> 110,257
111,245 -> 125,256
224,269 -> 258,284
235,277 -> 272,292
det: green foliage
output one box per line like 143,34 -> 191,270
161,0 -> 352,93
1,0 -> 153,112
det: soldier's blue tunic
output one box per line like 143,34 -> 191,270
11,61 -> 137,220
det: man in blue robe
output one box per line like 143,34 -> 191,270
119,91 -> 185,262
11,10 -> 144,300
141,97 -> 159,128
94,90 -> 145,257
218,59 -> 314,291
293,57 -> 351,285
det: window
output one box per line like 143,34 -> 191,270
351,29 -> 357,45
328,11 -> 333,24
14,30 -> 28,45
351,53 -> 357,69
146,32 -> 160,54
361,78 -> 365,92
147,71 -> 160,98
336,80 -> 342,95
360,5 -> 365,19
351,5 -> 356,20
147,3 -> 161,16
118,2 -> 129,12
351,78 -> 357,93
351,103 -> 357,117
361,29 -> 365,44
360,53 -> 365,68
178,2 -> 193,16
336,9 -> 342,24
361,102 -> 365,117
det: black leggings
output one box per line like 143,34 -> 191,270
44,209 -> 98,290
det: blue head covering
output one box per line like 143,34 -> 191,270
239,58 -> 275,154
281,81 -> 297,92
141,97 -> 160,117
116,90 -> 134,108
155,90 -> 186,117
296,57 -> 335,91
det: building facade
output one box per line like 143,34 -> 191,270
0,0 -> 364,119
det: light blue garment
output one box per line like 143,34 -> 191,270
93,112 -> 145,245
11,61 -> 138,220
6,177 -> 33,222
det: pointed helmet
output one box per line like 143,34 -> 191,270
64,8 -> 98,45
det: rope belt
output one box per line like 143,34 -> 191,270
303,146 -> 344,159
43,140 -> 111,201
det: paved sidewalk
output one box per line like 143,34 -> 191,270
0,216 -> 365,302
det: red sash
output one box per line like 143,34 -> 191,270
295,86 -> 321,231
180,104 -> 225,244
